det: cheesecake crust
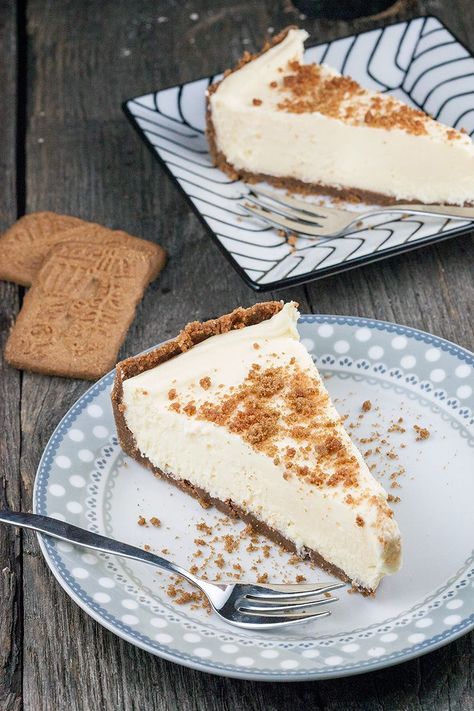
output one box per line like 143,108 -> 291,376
111,301 -> 374,595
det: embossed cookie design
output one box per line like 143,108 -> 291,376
0,211 -> 165,286
5,241 -> 153,380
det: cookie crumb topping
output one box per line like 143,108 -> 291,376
414,424 -> 430,441
276,60 -> 438,137
169,359 -> 363,491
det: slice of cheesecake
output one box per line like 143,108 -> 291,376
206,27 -> 474,206
112,302 -> 401,593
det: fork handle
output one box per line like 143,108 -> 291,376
388,204 -> 474,220
0,510 -> 199,587
337,203 -> 474,240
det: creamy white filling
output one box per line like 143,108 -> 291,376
121,303 -> 401,590
209,29 -> 474,205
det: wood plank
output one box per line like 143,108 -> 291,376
0,2 -> 22,710
17,0 -> 473,709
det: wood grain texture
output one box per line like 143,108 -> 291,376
0,3 -> 22,711
0,0 -> 471,709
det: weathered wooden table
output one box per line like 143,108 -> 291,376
1,1 -> 473,709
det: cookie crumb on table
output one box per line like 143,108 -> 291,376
414,424 -> 430,441
215,554 -> 225,569
388,419 -> 406,433
223,534 -> 239,553
196,521 -> 213,535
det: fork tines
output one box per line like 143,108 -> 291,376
242,198 -> 326,237
236,581 -> 345,620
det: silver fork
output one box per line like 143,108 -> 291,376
0,510 -> 344,630
241,185 -> 474,240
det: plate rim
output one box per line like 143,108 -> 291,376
122,13 -> 474,293
33,313 -> 474,681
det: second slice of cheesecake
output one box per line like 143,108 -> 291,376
206,27 -> 474,205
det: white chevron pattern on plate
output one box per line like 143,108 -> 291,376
124,16 -> 474,291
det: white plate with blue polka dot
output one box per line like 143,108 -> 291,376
33,315 -> 474,681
